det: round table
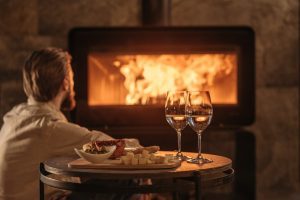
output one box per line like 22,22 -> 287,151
40,151 -> 234,200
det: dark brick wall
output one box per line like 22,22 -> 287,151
0,0 -> 298,199
171,1 -> 299,198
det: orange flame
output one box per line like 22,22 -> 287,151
114,54 -> 236,105
88,53 -> 237,106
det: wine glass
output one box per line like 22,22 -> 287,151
186,91 -> 213,164
165,91 -> 188,160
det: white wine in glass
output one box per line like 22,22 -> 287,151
165,91 -> 188,160
186,91 -> 213,164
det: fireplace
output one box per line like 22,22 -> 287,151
69,27 -> 255,129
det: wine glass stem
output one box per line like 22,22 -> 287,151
176,130 -> 182,155
197,132 -> 203,160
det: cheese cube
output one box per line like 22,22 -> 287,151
131,157 -> 138,165
121,156 -> 130,165
121,156 -> 127,162
163,157 -> 169,164
123,159 -> 130,165
165,154 -> 174,160
142,150 -> 149,157
143,154 -> 151,159
155,156 -> 164,164
146,159 -> 153,164
126,152 -> 134,159
135,154 -> 142,159
149,154 -> 156,161
138,157 -> 147,165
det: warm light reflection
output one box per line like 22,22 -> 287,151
88,53 -> 237,105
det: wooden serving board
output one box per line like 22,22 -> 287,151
68,158 -> 181,170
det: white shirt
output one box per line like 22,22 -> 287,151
0,99 -> 113,200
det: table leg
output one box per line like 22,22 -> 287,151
194,172 -> 201,200
39,163 -> 45,200
39,179 -> 44,200
172,178 -> 178,200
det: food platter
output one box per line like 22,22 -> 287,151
70,139 -> 181,170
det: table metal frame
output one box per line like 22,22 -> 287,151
39,153 -> 234,200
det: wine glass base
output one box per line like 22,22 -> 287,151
175,152 -> 191,161
187,157 -> 213,164
175,155 -> 191,161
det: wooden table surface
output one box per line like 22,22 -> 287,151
44,151 -> 232,179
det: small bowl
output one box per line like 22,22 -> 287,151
74,145 -> 116,164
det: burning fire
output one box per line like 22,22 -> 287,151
113,54 -> 236,105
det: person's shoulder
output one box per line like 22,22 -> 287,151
3,102 -> 28,117
2,102 -> 65,124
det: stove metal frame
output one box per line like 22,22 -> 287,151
69,27 -> 255,128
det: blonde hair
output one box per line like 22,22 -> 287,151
23,47 -> 71,102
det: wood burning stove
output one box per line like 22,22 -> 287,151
69,27 -> 255,129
